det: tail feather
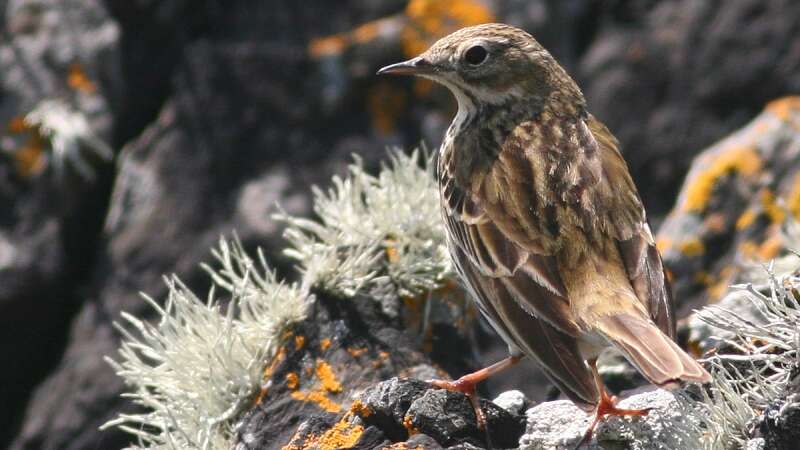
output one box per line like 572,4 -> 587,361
597,314 -> 711,385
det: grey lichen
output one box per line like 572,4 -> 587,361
276,149 -> 452,301
695,261 -> 800,450
102,237 -> 309,450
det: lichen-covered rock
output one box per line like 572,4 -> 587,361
520,389 -> 704,450
657,97 -> 800,314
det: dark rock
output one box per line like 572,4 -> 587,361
352,378 -> 524,449
0,0 -> 119,446
235,292 -> 443,449
358,377 -> 432,441
760,398 -> 800,450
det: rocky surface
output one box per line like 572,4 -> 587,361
2,0 -> 800,449
657,97 -> 800,315
519,389 -> 704,450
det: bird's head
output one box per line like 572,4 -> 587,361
378,23 -> 582,111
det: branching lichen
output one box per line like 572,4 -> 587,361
102,237 -> 309,450
695,261 -> 800,449
276,149 -> 452,300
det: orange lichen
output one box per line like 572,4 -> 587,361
7,116 -> 29,133
693,271 -> 713,286
320,338 -> 332,351
286,372 -> 300,390
294,335 -> 306,351
760,189 -> 786,224
681,146 -> 762,213
707,266 -> 736,301
678,238 -> 706,257
735,208 -> 758,230
350,399 -> 373,418
254,386 -> 269,406
308,16 -> 400,58
282,418 -> 364,450
367,81 -> 407,134
402,414 -> 420,435
401,0 -> 495,57
263,346 -> 287,379
14,135 -> 46,177
738,240 -> 760,259
347,347 -> 368,358
764,96 -> 800,123
786,172 -> 800,220
385,243 -> 401,263
353,21 -> 381,44
67,62 -> 96,93
757,235 -> 783,260
308,35 -> 348,58
316,360 -> 343,393
290,390 -> 342,413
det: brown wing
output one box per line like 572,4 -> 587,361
450,243 -> 598,409
587,115 -> 675,337
439,137 -> 580,336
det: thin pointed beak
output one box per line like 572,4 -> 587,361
377,56 -> 435,76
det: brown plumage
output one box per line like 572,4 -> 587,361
378,23 -> 709,435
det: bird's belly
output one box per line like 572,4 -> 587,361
576,330 -> 609,361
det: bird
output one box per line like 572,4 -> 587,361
377,23 -> 711,444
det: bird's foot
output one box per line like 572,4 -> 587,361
427,375 -> 486,428
575,393 -> 650,449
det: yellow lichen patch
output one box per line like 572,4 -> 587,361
655,237 -> 672,253
350,399 -> 373,418
681,146 -> 762,213
347,347 -> 368,358
286,372 -> 300,390
764,96 -> 800,123
316,360 -> 343,393
294,335 -> 306,351
367,81 -> 407,134
760,189 -> 786,224
401,0 -> 495,57
735,208 -> 758,230
786,172 -> 800,220
14,135 -> 46,178
290,390 -> 342,413
320,338 -> 332,351
757,235 -> 783,260
67,62 -> 96,93
677,238 -> 706,257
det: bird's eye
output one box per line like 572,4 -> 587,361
464,45 -> 488,65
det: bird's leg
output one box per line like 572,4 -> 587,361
427,355 -> 522,428
576,359 -> 651,448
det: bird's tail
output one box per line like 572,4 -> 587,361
596,313 -> 711,386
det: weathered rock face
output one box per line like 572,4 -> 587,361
3,0 -> 800,449
656,98 -> 800,315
